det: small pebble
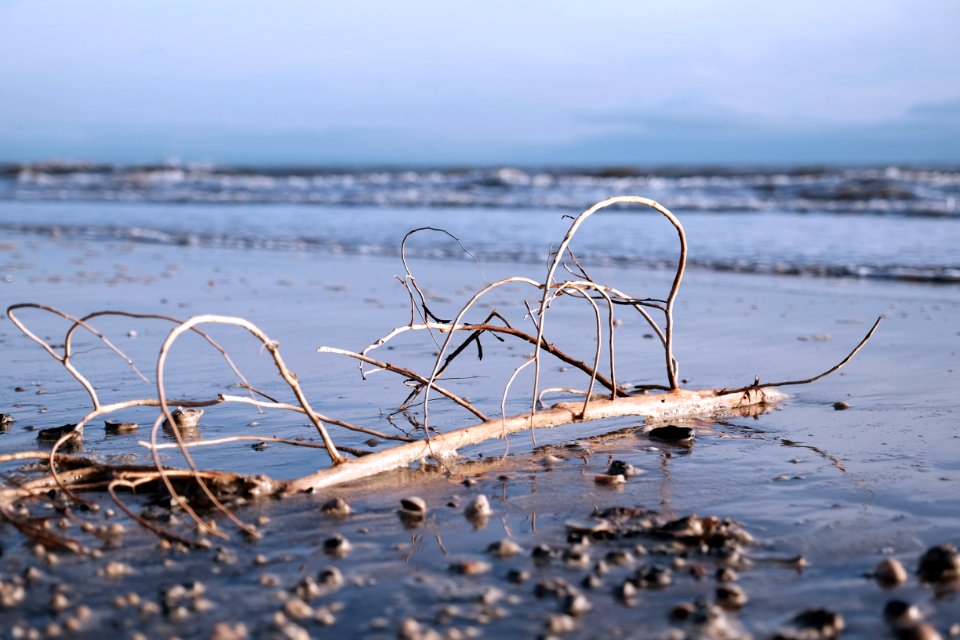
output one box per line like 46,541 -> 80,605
792,609 -> 845,638
97,561 -> 133,578
163,407 -> 204,429
833,401 -> 851,410
314,606 -> 336,626
562,593 -> 592,617
398,617 -> 424,640
210,622 -> 249,640
616,580 -> 637,602
562,548 -> 590,569
876,558 -> 909,586
487,539 -> 522,557
318,566 -> 344,588
545,614 -> 576,635
479,587 -> 504,605
541,454 -> 563,467
506,569 -> 529,584
464,495 -> 493,520
451,560 -> 491,576
917,543 -> 960,583
658,514 -> 704,538
883,599 -> 922,627
647,424 -> 695,443
581,574 -> 602,590
283,597 -> 313,620
565,518 -> 611,534
322,534 -> 351,557
62,618 -> 82,633
104,420 -> 137,433
715,584 -> 748,610
594,473 -> 626,486
50,592 -> 70,612
36,424 -> 79,443
715,567 -> 738,583
633,565 -> 672,589
259,574 -> 280,587
894,624 -> 944,640
604,550 -> 634,566
606,460 -> 642,477
400,496 -> 427,516
0,580 -> 26,607
24,567 -> 43,583
670,602 -> 695,621
194,597 -> 216,613
214,547 -> 238,565
321,497 -> 352,517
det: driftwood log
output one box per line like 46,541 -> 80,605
285,387 -> 786,493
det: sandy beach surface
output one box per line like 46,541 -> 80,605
2,211 -> 959,638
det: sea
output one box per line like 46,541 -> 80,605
1,162 -> 958,284
2,163 -> 960,637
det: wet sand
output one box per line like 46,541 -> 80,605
1,234 -> 959,638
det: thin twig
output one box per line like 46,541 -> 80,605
717,317 -> 882,395
319,346 -> 488,421
500,358 -> 536,455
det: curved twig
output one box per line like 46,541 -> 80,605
153,315 -> 345,537
532,197 -> 687,427
499,358 -> 536,457
717,317 -> 882,395
545,281 -> 604,420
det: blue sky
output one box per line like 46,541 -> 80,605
1,0 -> 958,165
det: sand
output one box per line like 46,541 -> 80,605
1,233 -> 959,638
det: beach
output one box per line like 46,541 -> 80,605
1,174 -> 959,638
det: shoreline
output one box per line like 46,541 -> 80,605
1,228 -> 959,637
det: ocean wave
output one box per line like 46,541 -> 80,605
1,163 -> 958,217
4,220 -> 957,285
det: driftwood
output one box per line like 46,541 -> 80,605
284,387 -> 786,493
1,196 -> 880,550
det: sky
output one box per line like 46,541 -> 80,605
1,0 -> 958,166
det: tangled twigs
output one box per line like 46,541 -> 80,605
3,195 -> 882,550
361,314 -> 623,399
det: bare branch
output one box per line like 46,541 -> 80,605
718,317 -> 883,395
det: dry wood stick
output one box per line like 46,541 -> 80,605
286,387 -> 787,493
